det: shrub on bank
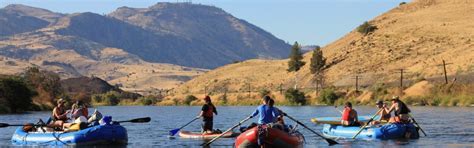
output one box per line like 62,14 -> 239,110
285,88 -> 306,105
319,88 -> 339,105
184,95 -> 198,105
91,91 -> 121,106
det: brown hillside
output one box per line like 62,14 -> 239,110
170,0 -> 474,97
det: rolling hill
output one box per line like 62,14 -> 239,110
170,0 -> 474,99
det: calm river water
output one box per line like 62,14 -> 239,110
0,106 -> 473,147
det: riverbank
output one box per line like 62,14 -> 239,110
159,81 -> 474,107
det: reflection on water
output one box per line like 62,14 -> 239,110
0,106 -> 473,147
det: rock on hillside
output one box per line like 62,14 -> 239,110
109,2 -> 290,68
171,0 -> 474,96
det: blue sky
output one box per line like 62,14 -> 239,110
0,0 -> 408,46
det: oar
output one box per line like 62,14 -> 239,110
409,114 -> 427,136
282,113 -> 338,146
116,117 -> 151,123
169,117 -> 200,136
202,116 -> 252,146
334,106 -> 343,114
352,108 -> 382,139
0,123 -> 32,128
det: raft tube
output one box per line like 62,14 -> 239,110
322,123 -> 419,140
235,125 -> 304,148
11,124 -> 127,146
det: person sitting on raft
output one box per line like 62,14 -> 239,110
251,96 -> 280,124
269,99 -> 290,132
49,98 -> 70,129
241,96 -> 280,132
341,102 -> 360,126
387,96 -> 411,123
198,96 -> 218,134
71,101 -> 89,120
371,100 -> 391,125
63,100 -> 89,129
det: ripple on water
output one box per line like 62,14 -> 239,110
0,106 -> 474,147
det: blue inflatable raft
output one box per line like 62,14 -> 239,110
11,124 -> 127,146
322,123 -> 419,140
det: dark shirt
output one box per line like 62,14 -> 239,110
201,104 -> 217,120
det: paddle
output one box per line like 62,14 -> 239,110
352,108 -> 382,139
202,116 -> 252,146
0,123 -> 36,128
409,114 -> 427,136
334,106 -> 343,114
169,117 -> 200,136
116,117 -> 151,123
282,112 -> 338,146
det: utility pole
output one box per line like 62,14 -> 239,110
279,83 -> 283,94
392,69 -> 409,95
351,75 -> 362,92
436,59 -> 452,84
248,83 -> 251,98
204,86 -> 208,95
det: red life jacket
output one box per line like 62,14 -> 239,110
203,105 -> 214,118
341,108 -> 351,121
82,108 -> 89,117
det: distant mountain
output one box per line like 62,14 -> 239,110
0,2 -> 290,91
109,3 -> 290,68
1,3 -> 291,69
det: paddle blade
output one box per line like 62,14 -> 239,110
0,123 -> 9,128
169,128 -> 180,136
130,117 -> 151,123
326,138 -> 339,146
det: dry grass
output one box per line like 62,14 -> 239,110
167,0 -> 474,104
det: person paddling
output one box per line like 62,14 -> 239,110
371,100 -> 391,125
49,98 -> 70,129
341,102 -> 360,126
198,96 -> 218,134
269,99 -> 290,132
387,96 -> 411,123
251,96 -> 280,125
241,96 -> 280,132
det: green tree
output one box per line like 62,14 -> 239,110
287,42 -> 306,72
0,77 -> 34,113
309,46 -> 326,75
309,46 -> 326,92
287,42 -> 306,89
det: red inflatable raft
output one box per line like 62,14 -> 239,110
235,125 -> 305,148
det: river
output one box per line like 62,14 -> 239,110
1,106 -> 473,147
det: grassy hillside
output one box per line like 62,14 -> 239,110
165,0 -> 474,106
